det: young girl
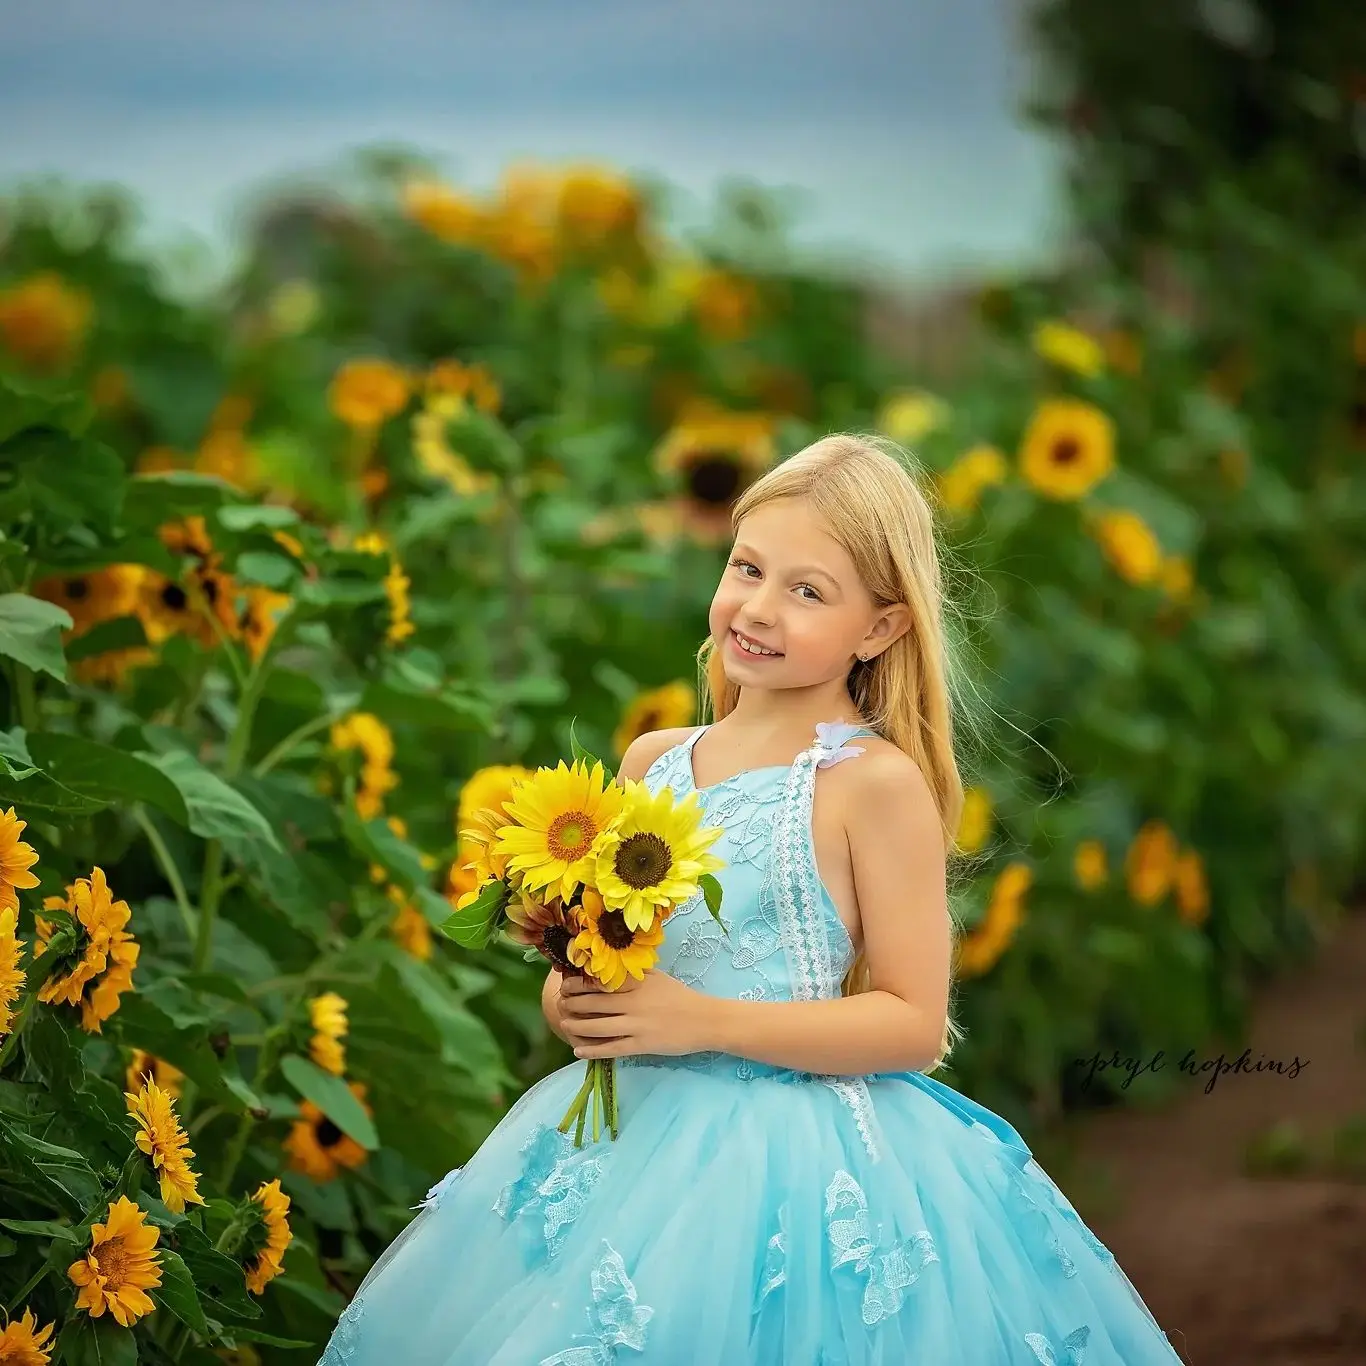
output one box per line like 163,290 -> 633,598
318,435 -> 1188,1364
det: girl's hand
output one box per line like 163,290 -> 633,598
557,971 -> 715,1059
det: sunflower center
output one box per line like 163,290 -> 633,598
598,908 -> 636,949
161,583 -> 188,611
685,453 -> 743,505
65,577 -> 90,601
93,1235 -> 130,1286
613,831 -> 672,890
548,811 -> 597,862
541,923 -> 574,969
316,1118 -> 344,1148
1049,437 -> 1080,465
201,574 -> 220,604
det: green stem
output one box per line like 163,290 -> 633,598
192,839 -> 224,974
253,710 -> 340,778
5,1260 -> 50,1316
132,804 -> 196,940
0,991 -> 36,1071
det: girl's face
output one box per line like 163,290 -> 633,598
709,498 -> 898,690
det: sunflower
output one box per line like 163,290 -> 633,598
159,516 -> 213,560
1125,820 -> 1177,905
196,426 -> 260,490
877,389 -> 949,446
1031,320 -> 1104,378
0,808 -> 40,915
482,162 -> 561,286
1073,841 -> 1109,891
956,862 -> 1032,978
71,645 -> 157,687
690,267 -> 759,342
328,359 -> 411,429
0,271 -> 92,371
554,164 -> 643,257
411,392 -> 501,499
592,780 -> 725,931
495,760 -> 629,904
426,359 -> 501,412
125,1049 -> 184,1101
388,890 -> 433,961
567,886 -> 666,990
0,1307 -> 55,1364
67,1195 -> 162,1326
35,867 -> 139,1032
283,1084 -> 371,1182
1173,849 -> 1209,927
308,992 -> 348,1077
954,787 -> 993,855
382,558 -> 415,645
612,681 -> 695,759
652,402 -> 777,543
330,713 -> 400,820
1089,509 -> 1163,586
1159,555 -> 1194,603
0,906 -> 25,1038
240,586 -> 292,663
33,565 -> 143,638
125,1078 -> 204,1213
243,1179 -> 293,1294
401,179 -> 487,247
937,444 -> 1009,515
137,445 -> 183,475
1018,398 -> 1115,500
505,888 -> 582,973
137,561 -> 239,650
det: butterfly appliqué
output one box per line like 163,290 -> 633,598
539,1240 -> 654,1364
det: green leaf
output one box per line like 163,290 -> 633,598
235,550 -> 297,588
0,1216 -> 80,1240
0,729 -> 109,816
0,592 -> 70,680
17,432 -> 126,534
0,377 -> 91,443
341,805 -> 428,891
220,1328 -> 315,1348
439,878 -> 509,949
155,1247 -> 211,1334
279,1053 -> 379,1149
143,749 -> 281,849
64,613 -> 150,662
699,873 -> 729,938
28,733 -> 190,823
216,503 -> 300,531
567,714 -> 603,771
124,471 -> 233,530
173,1219 -> 263,1321
57,1316 -> 139,1366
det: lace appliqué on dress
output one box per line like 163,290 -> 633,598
769,723 -> 881,1161
539,1239 -> 654,1365
758,1202 -> 789,1302
1025,1325 -> 1092,1365
416,1165 -> 464,1212
319,1296 -> 367,1365
1004,1154 -> 1117,1275
825,1169 -> 939,1327
494,1122 -> 606,1260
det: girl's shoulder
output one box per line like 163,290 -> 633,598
617,726 -> 700,783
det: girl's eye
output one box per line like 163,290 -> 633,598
728,557 -> 822,602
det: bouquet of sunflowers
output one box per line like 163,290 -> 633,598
441,726 -> 727,1146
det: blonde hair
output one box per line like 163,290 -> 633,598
695,433 -> 968,1073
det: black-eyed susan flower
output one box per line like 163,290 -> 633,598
1018,398 -> 1115,501
0,1306 -> 55,1363
67,1195 -> 162,1326
0,271 -> 91,371
495,761 -> 628,904
330,713 -> 400,820
592,782 -> 724,932
0,808 -> 40,915
505,887 -> 581,973
1173,849 -> 1209,927
125,1049 -> 184,1101
243,1178 -> 293,1294
1089,509 -> 1163,586
0,907 -> 25,1039
954,787 -> 993,855
1073,840 -> 1109,892
125,1078 -> 205,1213
1031,320 -> 1104,378
70,644 -> 157,687
35,867 -> 139,1033
956,862 -> 1031,978
328,359 -> 411,429
567,886 -> 666,991
240,585 -> 292,663
308,992 -> 348,1077
612,681 -> 695,760
1125,820 -> 1178,906
33,565 -> 143,639
283,1085 -> 371,1182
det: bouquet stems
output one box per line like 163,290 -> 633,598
557,1058 -> 619,1148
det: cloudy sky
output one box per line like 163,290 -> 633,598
0,0 -> 1063,286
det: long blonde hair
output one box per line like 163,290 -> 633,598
695,433 -> 968,1073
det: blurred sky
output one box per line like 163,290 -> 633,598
0,0 -> 1063,288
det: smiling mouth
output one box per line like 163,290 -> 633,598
731,629 -> 783,657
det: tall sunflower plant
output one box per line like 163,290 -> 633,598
441,720 -> 728,1146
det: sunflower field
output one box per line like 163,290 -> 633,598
0,143 -> 1362,1360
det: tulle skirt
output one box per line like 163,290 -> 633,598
317,1057 -> 1187,1365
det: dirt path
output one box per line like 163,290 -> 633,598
1050,907 -> 1366,1365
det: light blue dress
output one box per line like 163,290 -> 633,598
318,720 -> 1187,1365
